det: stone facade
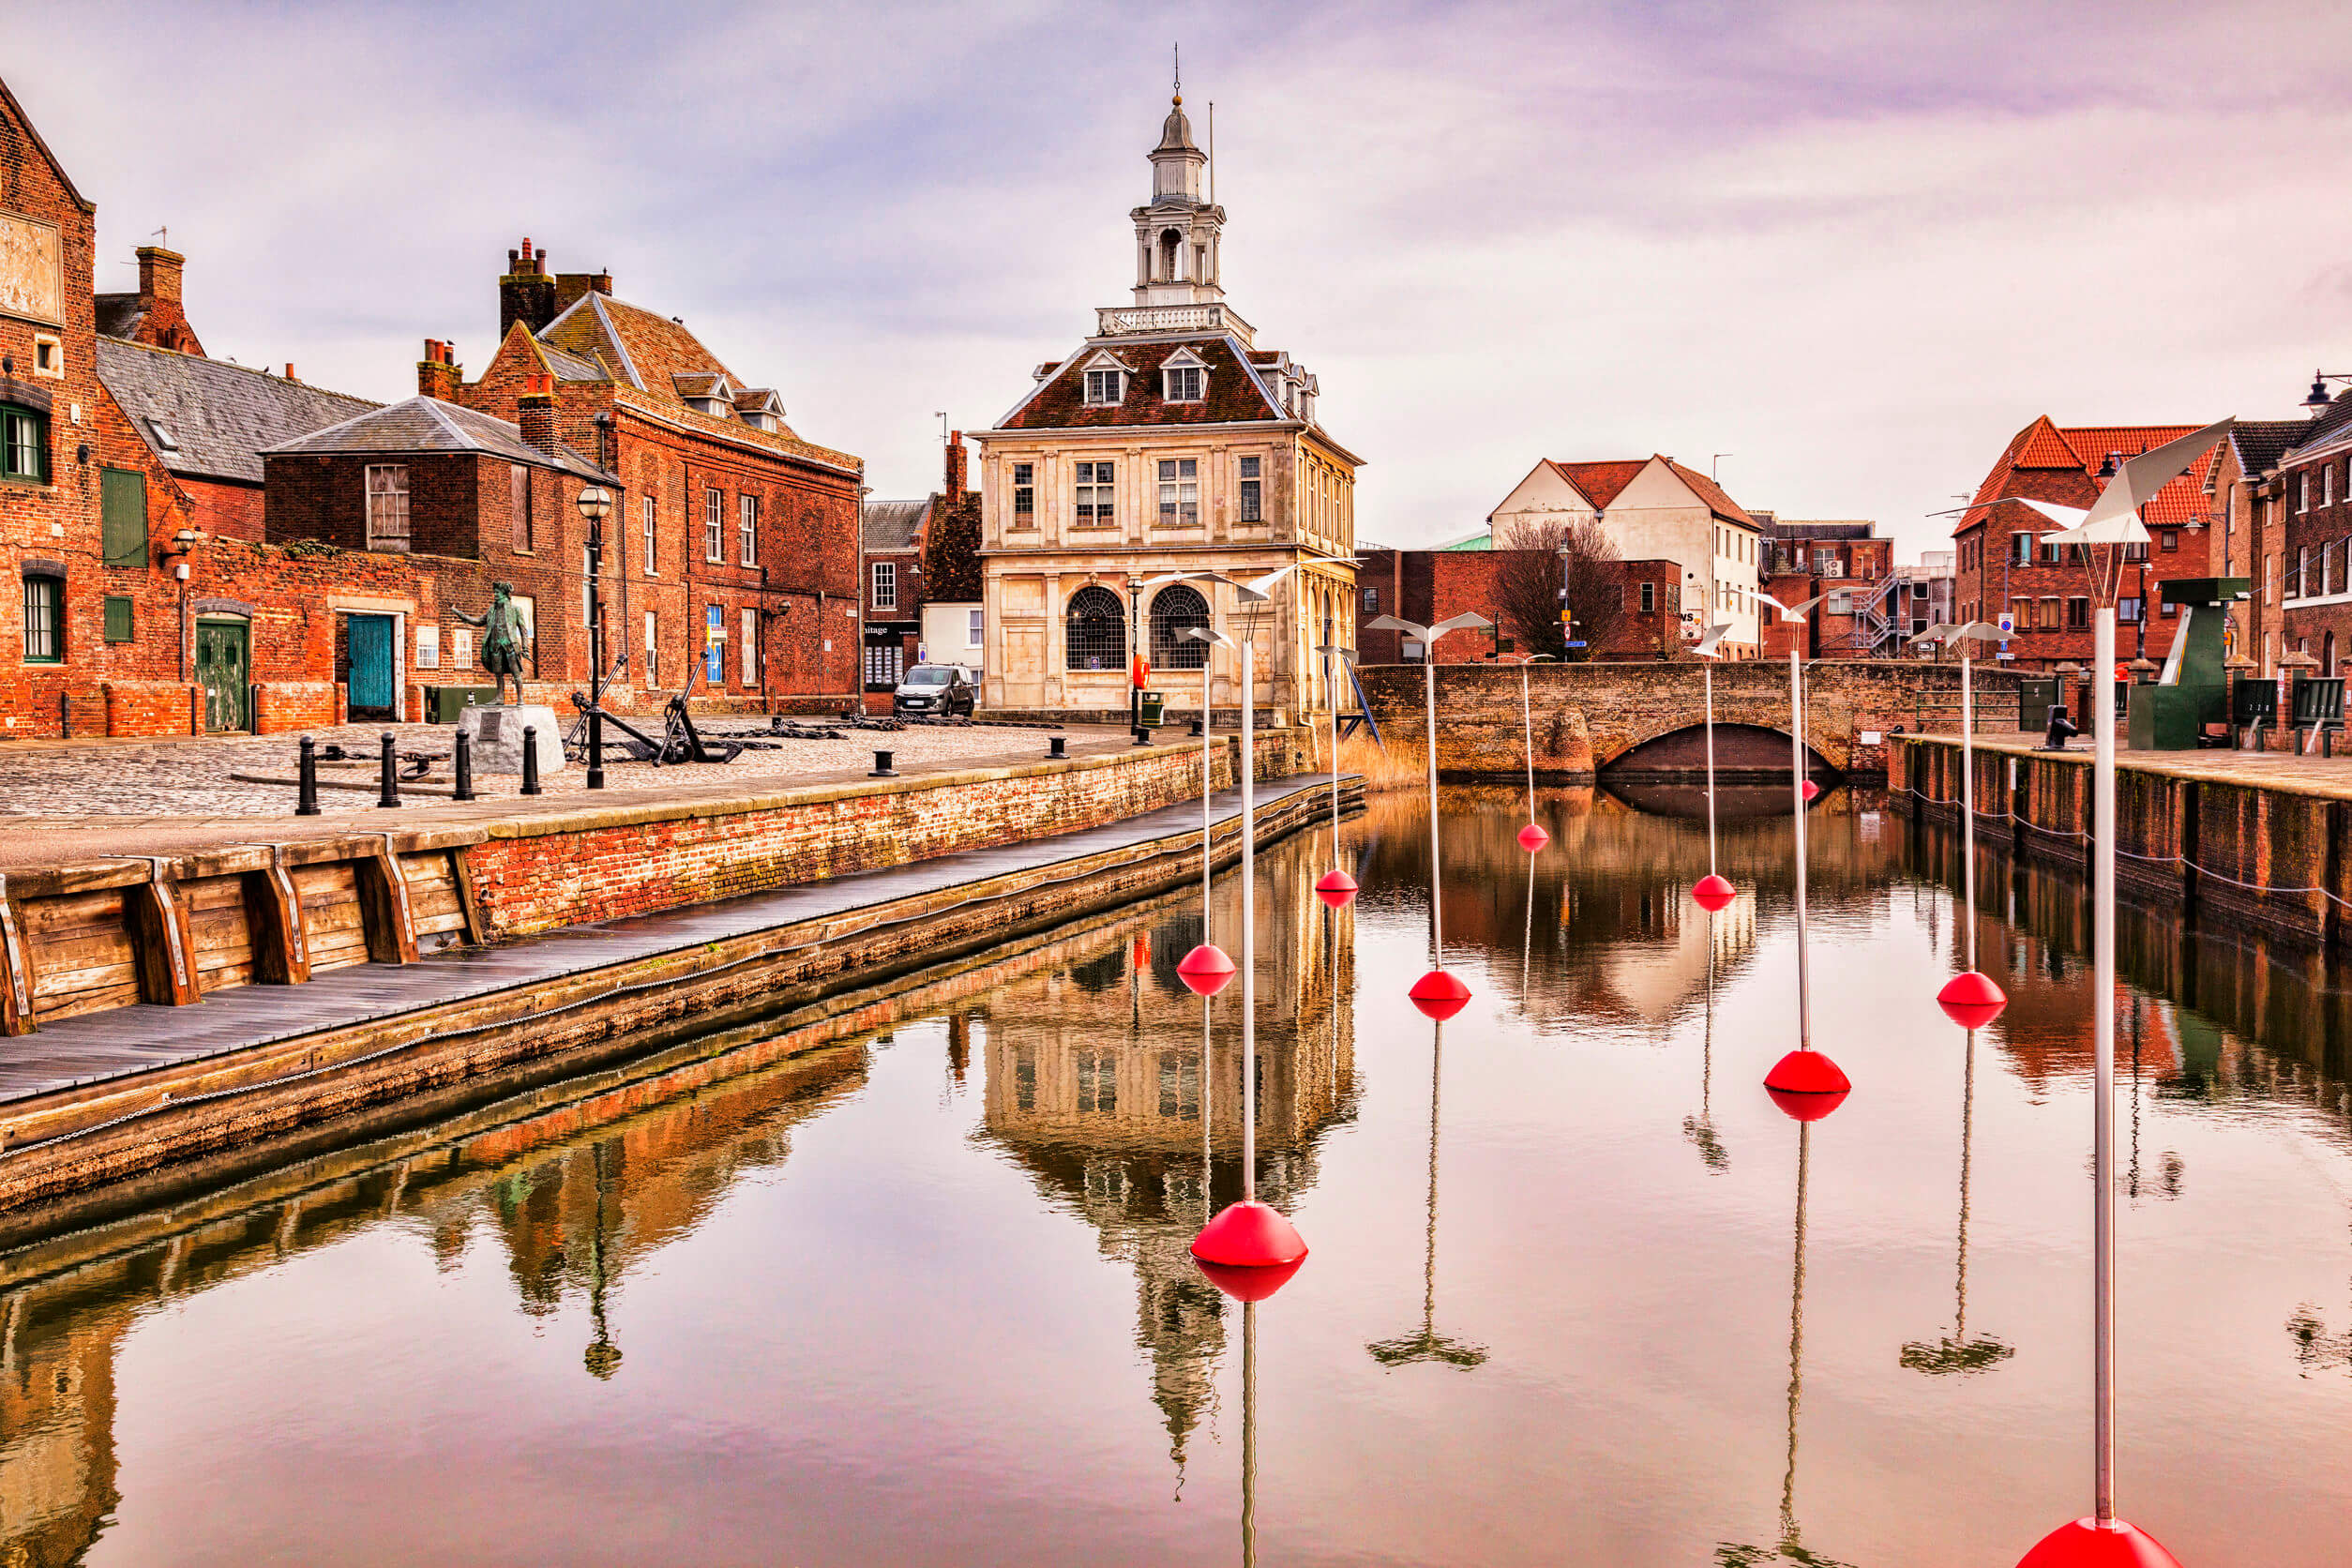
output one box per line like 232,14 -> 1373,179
970,92 -> 1359,723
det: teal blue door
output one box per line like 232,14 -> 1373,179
347,614 -> 397,715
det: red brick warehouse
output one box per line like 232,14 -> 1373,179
444,240 -> 866,715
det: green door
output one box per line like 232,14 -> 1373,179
195,618 -> 250,732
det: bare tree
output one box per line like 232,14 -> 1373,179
1491,517 -> 1629,661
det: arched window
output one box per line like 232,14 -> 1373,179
1065,585 -> 1126,671
1150,584 -> 1212,669
1159,228 -> 1182,280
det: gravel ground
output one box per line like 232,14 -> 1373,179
0,717 -> 1120,818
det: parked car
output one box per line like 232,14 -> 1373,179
895,664 -> 976,716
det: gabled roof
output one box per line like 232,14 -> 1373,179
1955,416 -> 2213,536
2230,418 -> 2309,478
862,497 -> 930,552
96,338 -> 379,485
262,395 -> 612,482
2278,391 -> 2352,467
1660,459 -> 1756,527
996,333 -> 1287,431
1546,460 -> 1648,510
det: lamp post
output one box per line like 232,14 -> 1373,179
1313,639 -> 1360,904
2011,419 -> 2233,1568
1505,651 -> 1555,852
1690,619 -> 1736,910
1919,621 -> 2010,1026
1364,611 -> 1495,1018
1177,622 -> 1237,997
1755,592 -> 1847,1118
576,484 -> 613,789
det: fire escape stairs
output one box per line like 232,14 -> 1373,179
1838,571 -> 1905,656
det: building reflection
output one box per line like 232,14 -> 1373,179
972,860 -> 1357,1483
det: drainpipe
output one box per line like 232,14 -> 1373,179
759,565 -> 772,712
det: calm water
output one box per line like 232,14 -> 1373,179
6,785 -> 2352,1566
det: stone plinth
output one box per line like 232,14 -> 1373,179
458,703 -> 565,775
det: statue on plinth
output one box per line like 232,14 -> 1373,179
454,581 -> 533,705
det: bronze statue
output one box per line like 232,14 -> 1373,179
454,581 -> 533,705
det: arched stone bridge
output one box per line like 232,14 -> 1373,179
1355,659 -> 2032,780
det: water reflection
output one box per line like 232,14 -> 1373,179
1366,1022 -> 1485,1371
1900,1030 -> 2013,1377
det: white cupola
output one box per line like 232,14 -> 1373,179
1131,90 -> 1225,307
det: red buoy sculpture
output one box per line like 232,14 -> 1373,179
1177,943 -> 1237,996
1197,1255 -> 1304,1303
1316,638 -> 1361,907
1194,1199 -> 1308,1273
1937,968 -> 2008,1030
1693,872 -> 1736,912
1801,777 -> 1821,802
1691,631 -> 1738,912
1764,1049 -> 1850,1121
2013,1518 -> 2182,1568
1315,868 -> 1359,909
1517,822 -> 1549,852
1410,969 -> 1471,1021
1763,627 -> 1848,1122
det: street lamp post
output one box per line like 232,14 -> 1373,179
1690,619 -> 1736,910
575,484 -> 613,790
1756,591 -> 1848,1118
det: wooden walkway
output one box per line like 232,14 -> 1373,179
0,775 -> 1340,1107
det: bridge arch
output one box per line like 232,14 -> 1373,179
1601,721 -> 1835,780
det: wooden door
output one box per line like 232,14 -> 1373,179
195,618 -> 250,732
347,614 -> 396,715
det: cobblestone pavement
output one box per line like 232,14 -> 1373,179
0,718 -> 1132,819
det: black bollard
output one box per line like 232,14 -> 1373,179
521,726 -> 542,795
454,731 -> 475,801
1189,718 -> 1203,737
1049,735 -> 1066,760
870,749 -> 897,777
296,734 -> 321,816
377,731 -> 401,808
587,709 -> 606,790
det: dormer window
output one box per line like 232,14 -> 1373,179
1085,369 -> 1124,405
1160,348 -> 1207,404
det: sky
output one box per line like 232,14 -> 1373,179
21,0 -> 2352,559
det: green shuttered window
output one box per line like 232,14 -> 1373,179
104,595 -> 134,642
101,468 -> 147,567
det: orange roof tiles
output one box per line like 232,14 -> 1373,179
1955,417 -> 2211,535
1546,460 -> 1648,510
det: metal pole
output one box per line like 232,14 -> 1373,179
587,708 -> 606,791
1425,648 -> 1442,967
1332,659 -> 1344,865
1704,661 -> 1718,874
1961,651 -> 1976,971
1521,661 -> 1536,822
1202,641 -> 1214,943
2093,607 -> 2118,1524
1241,1297 -> 1259,1568
1789,648 -> 1811,1049
1241,631 -> 1257,1203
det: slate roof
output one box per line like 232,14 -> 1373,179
262,395 -> 613,482
2276,391 -> 2352,468
997,334 -> 1287,431
2231,418 -> 2310,477
862,497 -> 929,552
95,338 -> 380,485
525,291 -> 859,473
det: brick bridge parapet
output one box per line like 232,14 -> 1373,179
1356,660 -> 2030,779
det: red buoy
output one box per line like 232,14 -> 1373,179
1517,822 -> 1549,852
2013,1517 -> 2183,1568
1764,1048 -> 1850,1121
1176,943 -> 1237,997
1692,872 -> 1736,911
1196,1255 -> 1306,1302
1193,1199 -> 1307,1270
1801,778 -> 1822,802
1409,969 -> 1471,1020
1937,969 -> 2009,1030
1314,868 -> 1359,909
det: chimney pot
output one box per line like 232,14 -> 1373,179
284,363 -> 297,381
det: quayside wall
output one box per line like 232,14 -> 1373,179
0,755 -> 1347,1232
0,729 -> 1313,1034
1892,734 -> 2352,951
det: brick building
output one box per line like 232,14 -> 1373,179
1353,541 -> 1684,664
2211,415 -> 2312,674
859,496 -> 929,692
2265,391 -> 2352,674
444,238 -> 865,713
1753,518 -> 1894,658
1952,416 -> 2228,672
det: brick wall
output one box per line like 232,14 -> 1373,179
465,729 -> 1313,937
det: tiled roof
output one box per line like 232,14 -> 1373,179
1546,460 -> 1647,510
1954,416 -> 2214,536
262,395 -> 611,481
998,334 -> 1283,430
862,497 -> 929,552
2279,391 -> 2352,466
535,292 -> 859,473
96,338 -> 379,485
94,294 -> 145,341
1661,459 -> 1756,527
2231,418 -> 2307,476
535,341 -> 608,382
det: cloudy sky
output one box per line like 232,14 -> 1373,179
22,1 -> 2352,556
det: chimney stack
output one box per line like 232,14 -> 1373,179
500,235 -> 559,339
417,339 -> 461,400
944,430 -> 969,496
516,374 -> 558,458
136,246 -> 185,306
553,269 -> 614,316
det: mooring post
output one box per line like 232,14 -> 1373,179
870,749 -> 897,777
587,709 -> 606,791
296,735 -> 321,817
454,731 -> 475,801
522,727 -> 541,796
377,731 -> 400,809
1049,735 -> 1067,760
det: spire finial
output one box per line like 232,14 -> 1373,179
1172,42 -> 1182,105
